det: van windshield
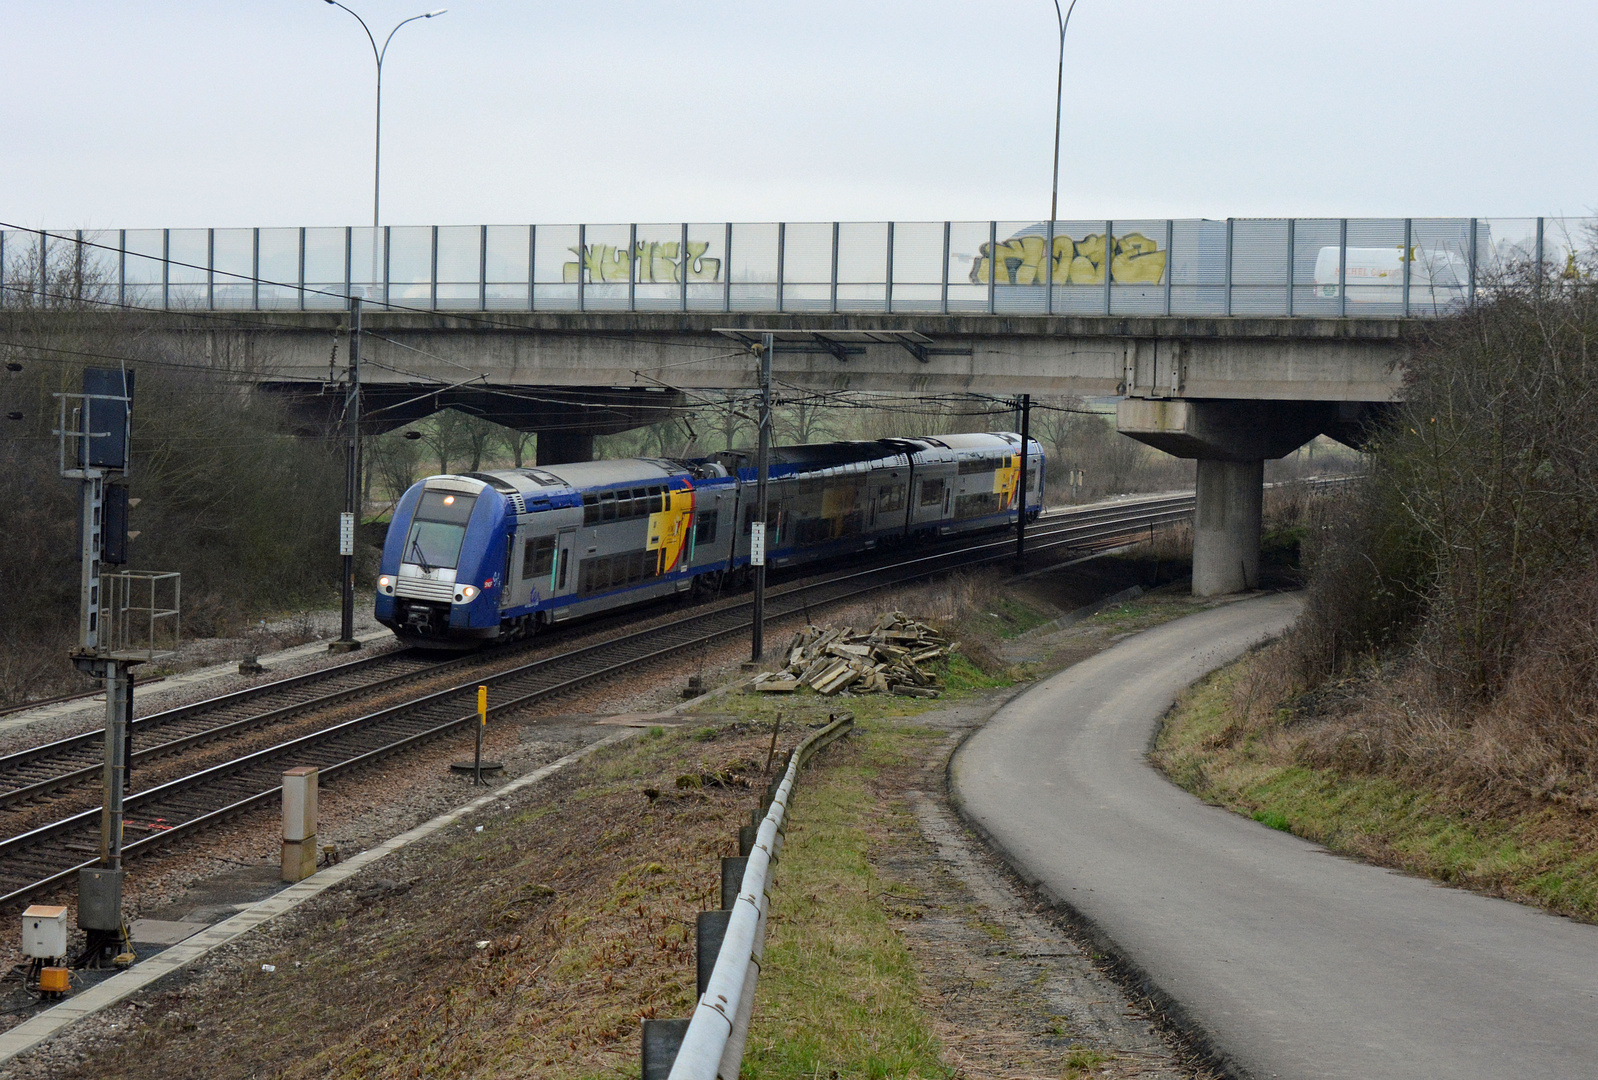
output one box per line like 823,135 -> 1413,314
403,490 -> 478,570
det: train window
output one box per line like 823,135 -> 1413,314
416,490 -> 478,524
878,485 -> 905,514
524,537 -> 555,580
577,548 -> 659,595
582,494 -> 599,526
557,548 -> 569,589
956,491 -> 1006,520
600,492 -> 617,521
404,520 -> 468,570
695,509 -> 717,545
919,478 -> 945,507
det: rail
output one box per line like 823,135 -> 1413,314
0,483 -> 1358,906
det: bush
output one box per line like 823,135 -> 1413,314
0,299 -> 344,704
1270,252 -> 1598,807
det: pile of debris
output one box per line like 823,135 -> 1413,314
749,613 -> 954,698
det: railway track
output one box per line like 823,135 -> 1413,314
0,491 -> 1205,906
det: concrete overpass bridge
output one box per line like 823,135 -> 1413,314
3,216 -> 1582,593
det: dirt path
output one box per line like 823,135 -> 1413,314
868,707 -> 1207,1080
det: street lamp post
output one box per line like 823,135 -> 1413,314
322,2 -> 444,652
1049,0 -> 1079,225
323,1 -> 448,228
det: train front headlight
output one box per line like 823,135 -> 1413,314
455,584 -> 479,603
378,575 -> 394,594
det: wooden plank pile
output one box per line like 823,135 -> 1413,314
748,613 -> 954,698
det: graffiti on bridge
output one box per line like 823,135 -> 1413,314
564,241 -> 722,284
972,231 -> 1167,286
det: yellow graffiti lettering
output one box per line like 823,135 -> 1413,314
685,241 -> 720,282
643,241 -> 680,283
971,230 -> 1166,286
562,240 -> 723,284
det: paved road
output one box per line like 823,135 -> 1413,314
954,594 -> 1598,1080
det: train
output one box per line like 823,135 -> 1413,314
374,431 -> 1044,647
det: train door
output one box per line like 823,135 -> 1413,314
550,527 -> 577,615
504,528 -> 524,610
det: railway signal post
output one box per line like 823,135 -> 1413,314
56,367 -> 179,966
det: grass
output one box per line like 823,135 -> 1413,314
741,718 -> 952,1080
1154,662 -> 1598,921
979,595 -> 1055,638
1064,1046 -> 1110,1077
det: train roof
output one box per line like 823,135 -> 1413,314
446,457 -> 724,497
931,431 -> 1024,450
712,432 -> 1030,474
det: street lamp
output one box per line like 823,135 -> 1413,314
1049,0 -> 1079,225
322,2 -> 443,653
323,1 -> 448,227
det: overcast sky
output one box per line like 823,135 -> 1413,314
3,1 -> 1593,230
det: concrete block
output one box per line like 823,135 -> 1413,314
281,837 -> 318,883
282,767 -> 318,842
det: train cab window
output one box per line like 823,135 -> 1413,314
919,478 -> 945,507
695,509 -> 718,545
523,537 -> 555,580
403,490 -> 479,571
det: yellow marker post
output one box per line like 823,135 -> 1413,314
475,685 -> 487,786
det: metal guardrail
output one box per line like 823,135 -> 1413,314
647,712 -> 855,1080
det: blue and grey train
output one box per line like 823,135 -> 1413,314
375,431 -> 1043,647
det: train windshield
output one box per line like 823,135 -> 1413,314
403,490 -> 478,571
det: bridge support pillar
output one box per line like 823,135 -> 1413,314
536,431 -> 594,466
1192,458 -> 1263,596
1117,398 -> 1367,596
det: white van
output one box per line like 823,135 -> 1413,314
1314,246 -> 1470,310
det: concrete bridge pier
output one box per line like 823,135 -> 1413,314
1117,398 -> 1380,597
1192,458 -> 1265,595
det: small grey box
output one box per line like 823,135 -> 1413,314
78,867 -> 123,931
